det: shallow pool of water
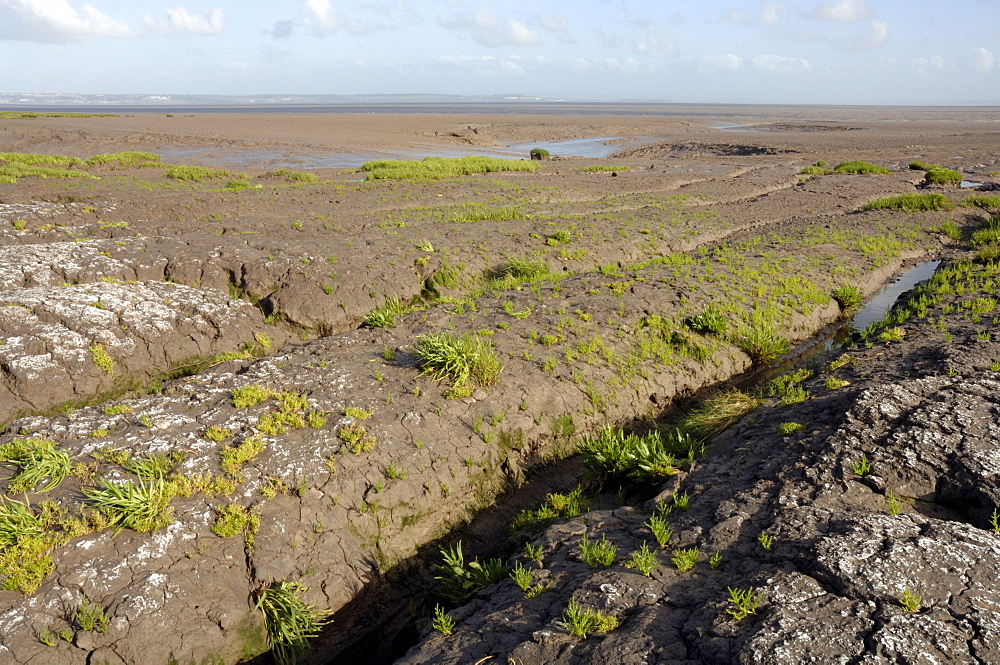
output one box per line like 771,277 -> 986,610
849,260 -> 941,333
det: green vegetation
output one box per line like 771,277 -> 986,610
165,165 -> 241,181
578,425 -> 695,483
360,156 -> 539,180
833,161 -> 892,175
510,561 -> 549,598
563,598 -> 620,638
685,304 -> 728,334
679,389 -> 760,440
509,486 -> 587,532
779,422 -> 804,436
910,161 -> 962,186
495,257 -> 551,283
899,588 -> 921,613
83,476 -> 173,535
75,595 -> 110,632
435,541 -> 504,604
962,195 -> 1000,211
732,319 -> 790,363
726,587 -> 763,621
624,541 -> 659,576
529,148 -> 550,160
416,332 -> 502,388
363,297 -> 411,328
582,165 -> 630,172
832,285 -> 863,312
88,344 -> 115,375
85,151 -> 161,167
645,514 -> 673,548
936,220 -> 963,240
670,547 -> 699,572
267,168 -> 318,183
799,165 -> 831,175
255,581 -> 328,665
850,454 -> 872,477
338,425 -> 376,454
970,214 -> 1000,247
579,534 -> 617,568
0,439 -> 74,493
221,435 -> 265,476
231,384 -> 272,408
861,193 -> 953,212
211,503 -> 260,550
431,605 -> 455,635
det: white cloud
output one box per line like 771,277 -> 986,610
810,0 -> 873,22
728,2 -> 789,26
913,54 -> 954,75
0,0 -> 134,43
305,0 -> 368,35
752,54 -> 812,73
438,6 -> 541,47
973,47 -> 995,73
537,12 -> 567,33
165,7 -> 223,35
633,20 -> 675,56
699,54 -> 744,72
842,19 -> 888,51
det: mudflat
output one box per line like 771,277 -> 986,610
0,107 -> 999,665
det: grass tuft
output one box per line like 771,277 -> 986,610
862,193 -> 953,212
255,581 -> 328,665
360,156 -> 539,180
833,161 -> 892,175
416,332 -> 502,387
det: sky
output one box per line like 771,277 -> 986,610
1,0 -> 998,105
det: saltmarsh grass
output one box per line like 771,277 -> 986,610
731,321 -> 790,364
435,541 -> 505,604
582,165 -> 631,172
0,152 -> 81,166
726,587 -> 763,621
799,165 -> 831,175
0,439 -> 74,493
679,389 -> 760,441
970,214 -> 1000,247
363,297 -> 408,329
862,193 -> 953,212
255,581 -> 328,665
359,155 -> 539,180
495,257 -> 551,282
83,476 -> 173,535
578,425 -> 691,483
962,195 -> 1000,211
416,332 -> 502,387
579,534 -> 616,568
85,151 -> 161,167
562,598 -> 620,637
165,164 -> 240,181
833,161 -> 892,175
625,541 -> 659,576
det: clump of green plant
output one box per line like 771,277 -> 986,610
850,453 -> 872,476
75,595 -> 110,632
832,285 -> 863,313
529,148 -> 550,160
885,488 -> 903,515
924,167 -> 962,186
496,257 -> 550,283
231,384 -> 272,408
757,531 -> 774,551
363,297 -> 410,329
679,389 -> 761,440
416,331 -> 502,388
685,304 -> 728,334
203,425 -> 232,443
83,476 -> 173,535
431,604 -> 455,635
255,581 -> 328,665
833,161 -> 892,175
578,425 -> 692,484
0,498 -> 61,593
779,422 -> 804,436
85,151 -> 160,167
509,486 -> 587,532
726,586 -> 763,621
360,155 -> 539,180
709,550 -> 723,570
799,165 -> 830,175
988,508 -> 999,534
435,541 -> 505,604
524,542 -> 544,563
267,168 -> 318,183
343,407 -> 373,419
645,514 -> 674,549
970,214 -> 1000,247
898,588 -> 921,613
625,541 -> 659,576
165,164 -> 238,181
731,321 -> 790,364
338,425 -> 376,454
211,503 -> 260,550
671,547 -> 699,572
220,435 -> 265,476
582,165 -> 630,172
862,193 -> 953,212
579,534 -> 617,568
510,561 -> 549,598
88,344 -> 115,376
936,220 -> 963,241
562,598 -> 620,638
0,439 -> 74,493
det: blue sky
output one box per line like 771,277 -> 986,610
1,0 -> 998,104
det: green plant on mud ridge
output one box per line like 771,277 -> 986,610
360,155 -> 539,180
832,285 -> 864,313
509,486 -> 587,532
851,453 -> 872,477
936,220 -> 963,241
255,580 -> 329,665
88,344 -> 115,376
970,214 -> 1000,247
579,534 -> 617,568
799,165 -> 831,175
416,331 -> 502,388
726,587 -> 763,621
709,550 -> 723,570
0,439 -> 75,493
757,531 -> 774,551
231,384 -> 273,409
988,508 -> 999,534
833,161 -> 892,175
562,598 -> 620,638
779,422 -> 804,436
363,297 -> 411,329
732,321 -> 790,364
685,303 -> 728,335
211,503 -> 260,550
83,476 -> 173,535
435,541 -> 505,604
75,595 -> 109,633
671,547 -> 699,573
220,435 -> 265,477
578,425 -> 688,484
524,542 -> 544,563
495,257 -> 551,283
625,541 -> 660,577
645,514 -> 674,549
431,604 -> 455,636
165,164 -> 239,181
679,389 -> 761,441
338,425 -> 376,454
862,193 -> 953,212
898,588 -> 922,613
885,489 -> 904,515
510,561 -> 550,598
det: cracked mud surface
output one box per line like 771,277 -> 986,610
0,109 -> 998,664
